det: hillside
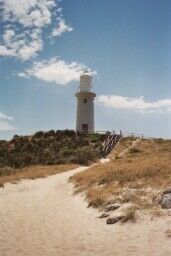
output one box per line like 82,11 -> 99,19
0,137 -> 170,256
0,130 -> 106,184
71,137 -> 171,222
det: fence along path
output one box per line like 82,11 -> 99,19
77,129 -> 153,158
96,129 -> 151,157
97,132 -> 121,157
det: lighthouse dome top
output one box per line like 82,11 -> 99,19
79,71 -> 92,92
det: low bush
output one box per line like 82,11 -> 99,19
0,130 -> 105,172
72,146 -> 98,165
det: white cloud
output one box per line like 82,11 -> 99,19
52,18 -> 73,37
0,0 -> 73,60
0,113 -> 13,121
18,38 -> 43,60
22,57 -> 96,85
0,112 -> 16,131
0,29 -> 42,61
0,45 -> 16,57
17,72 -> 30,78
1,0 -> 55,28
96,95 -> 171,113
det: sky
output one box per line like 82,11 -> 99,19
0,0 -> 171,139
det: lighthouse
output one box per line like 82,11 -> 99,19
75,71 -> 96,132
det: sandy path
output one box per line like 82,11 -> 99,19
0,166 -> 170,256
118,138 -> 141,158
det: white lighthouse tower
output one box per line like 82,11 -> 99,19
75,71 -> 96,132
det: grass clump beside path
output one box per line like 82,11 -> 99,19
71,138 -> 171,217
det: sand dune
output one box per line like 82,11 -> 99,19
0,166 -> 170,256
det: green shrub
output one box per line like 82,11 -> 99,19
33,131 -> 44,138
72,146 -> 98,165
0,130 -> 104,171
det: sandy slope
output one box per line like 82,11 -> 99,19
0,166 -> 170,256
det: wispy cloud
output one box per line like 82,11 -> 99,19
52,18 -> 73,37
0,112 -> 13,121
96,95 -> 171,113
0,112 -> 16,131
17,72 -> 30,79
0,0 -> 73,61
19,57 -> 96,85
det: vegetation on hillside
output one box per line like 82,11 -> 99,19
0,130 -> 106,172
71,138 -> 171,220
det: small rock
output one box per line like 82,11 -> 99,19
163,188 -> 171,195
160,194 -> 171,209
106,215 -> 124,225
105,204 -> 121,212
99,213 -> 110,218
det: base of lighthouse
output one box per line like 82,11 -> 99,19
75,91 -> 96,133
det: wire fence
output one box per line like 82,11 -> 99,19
92,130 -> 155,139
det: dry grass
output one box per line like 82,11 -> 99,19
150,206 -> 165,217
122,205 -> 138,222
109,136 -> 137,159
0,164 -> 78,186
71,138 -> 171,214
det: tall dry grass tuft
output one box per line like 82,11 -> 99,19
122,205 -> 138,222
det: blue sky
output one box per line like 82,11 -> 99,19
0,0 -> 171,139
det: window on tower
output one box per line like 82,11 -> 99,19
84,98 -> 87,103
82,124 -> 88,131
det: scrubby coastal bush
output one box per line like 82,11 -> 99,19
0,130 -> 105,171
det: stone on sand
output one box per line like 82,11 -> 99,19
106,215 -> 124,225
105,204 -> 121,212
99,213 -> 110,219
163,188 -> 171,195
160,194 -> 171,209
